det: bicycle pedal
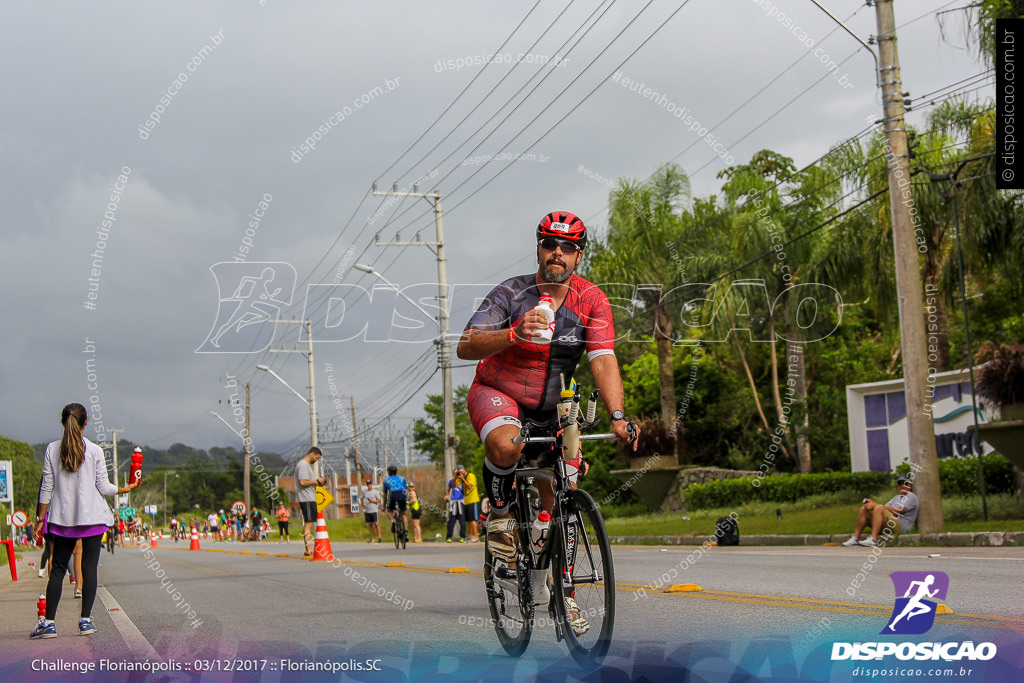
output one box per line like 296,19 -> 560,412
495,566 -> 517,580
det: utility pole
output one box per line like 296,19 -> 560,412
266,318 -> 325,515
243,383 -> 251,514
371,183 -> 456,482
107,427 -> 125,506
875,0 -> 942,531
306,319 -> 319,452
350,397 -> 363,483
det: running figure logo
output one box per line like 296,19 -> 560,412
882,571 -> 949,635
196,262 -> 296,353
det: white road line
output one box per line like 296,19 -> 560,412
96,586 -> 160,659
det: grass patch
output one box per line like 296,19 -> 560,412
602,492 -> 1024,538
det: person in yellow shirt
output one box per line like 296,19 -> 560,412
456,465 -> 480,542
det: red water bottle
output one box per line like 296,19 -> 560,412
130,447 -> 143,484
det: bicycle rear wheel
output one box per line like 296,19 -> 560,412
551,488 -> 615,666
398,516 -> 407,550
483,546 -> 533,656
393,517 -> 401,550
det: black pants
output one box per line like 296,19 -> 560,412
46,534 -> 103,620
446,503 -> 466,540
39,534 -> 53,569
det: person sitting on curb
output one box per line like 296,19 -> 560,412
842,474 -> 918,547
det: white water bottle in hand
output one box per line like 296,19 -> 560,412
532,294 -> 555,344
531,510 -> 551,551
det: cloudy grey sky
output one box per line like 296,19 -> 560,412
0,1 -> 989,462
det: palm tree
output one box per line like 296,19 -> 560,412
583,163 -> 691,462
695,150 -> 843,473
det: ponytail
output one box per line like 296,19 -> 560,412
59,403 -> 88,473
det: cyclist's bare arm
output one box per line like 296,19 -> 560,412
590,354 -> 639,450
457,310 -> 550,360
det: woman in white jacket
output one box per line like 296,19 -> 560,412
30,403 -> 137,639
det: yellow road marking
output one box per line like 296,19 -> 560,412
202,552 -> 1021,630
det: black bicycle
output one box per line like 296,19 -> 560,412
392,510 -> 408,550
483,381 -> 635,666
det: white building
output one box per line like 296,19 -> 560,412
846,368 -> 992,472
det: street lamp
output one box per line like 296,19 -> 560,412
210,411 -> 244,438
353,263 -> 439,323
256,364 -> 309,405
256,362 -> 326,513
210,408 -> 250,512
162,471 -> 178,528
354,262 -> 455,481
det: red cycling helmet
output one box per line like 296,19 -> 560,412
537,211 -> 587,250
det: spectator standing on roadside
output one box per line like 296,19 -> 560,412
296,446 -> 326,557
444,473 -> 466,543
456,465 -> 481,542
275,503 -> 291,543
361,480 -> 383,543
207,511 -> 220,542
30,403 -> 138,639
407,484 -> 423,543
250,508 -> 263,542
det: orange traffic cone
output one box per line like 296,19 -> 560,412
189,526 -> 201,551
150,532 -> 158,548
312,512 -> 333,561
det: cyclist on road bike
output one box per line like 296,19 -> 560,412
382,465 -> 409,540
169,517 -> 179,542
456,210 -> 639,636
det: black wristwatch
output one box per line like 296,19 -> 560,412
610,410 -> 626,422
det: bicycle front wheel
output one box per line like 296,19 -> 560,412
551,488 -> 615,666
483,546 -> 533,656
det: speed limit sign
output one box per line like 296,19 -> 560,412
231,500 -> 247,516
11,510 -> 29,527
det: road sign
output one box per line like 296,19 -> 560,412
316,486 -> 334,513
11,510 -> 28,527
231,500 -> 246,516
0,460 -> 12,504
116,507 -> 137,520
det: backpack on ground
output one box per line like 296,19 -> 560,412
716,516 -> 739,546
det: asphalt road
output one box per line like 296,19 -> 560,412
3,538 -> 1022,682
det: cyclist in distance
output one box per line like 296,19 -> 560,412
382,465 -> 409,538
456,211 -> 639,633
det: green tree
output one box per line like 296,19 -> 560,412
678,150 -> 842,472
583,163 -> 692,461
412,385 -> 485,475
0,435 -> 42,519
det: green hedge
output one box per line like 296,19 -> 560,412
898,454 -> 1017,496
685,471 -> 889,510
686,455 -> 1019,510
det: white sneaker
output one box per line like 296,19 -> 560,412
531,570 -> 550,605
841,536 -> 862,547
564,596 -> 590,636
37,568 -> 46,578
859,537 -> 877,547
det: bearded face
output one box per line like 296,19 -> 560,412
537,245 -> 580,283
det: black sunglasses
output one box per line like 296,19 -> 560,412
538,237 -> 581,253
